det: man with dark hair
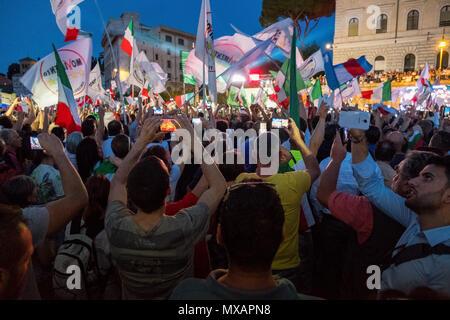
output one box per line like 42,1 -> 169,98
351,126 -> 450,296
81,118 -> 97,138
102,120 -> 123,159
0,205 -> 34,300
375,140 -> 396,188
429,131 -> 450,155
105,117 -> 226,299
171,182 -> 315,299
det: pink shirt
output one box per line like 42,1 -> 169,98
328,191 -> 374,245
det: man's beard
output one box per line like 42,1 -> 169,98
405,189 -> 443,214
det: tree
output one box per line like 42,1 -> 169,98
7,63 -> 20,80
300,41 -> 320,59
259,0 -> 335,47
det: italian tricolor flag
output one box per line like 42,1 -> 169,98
362,79 -> 392,102
53,44 -> 82,135
141,81 -> 151,99
121,20 -> 134,56
175,93 -> 194,107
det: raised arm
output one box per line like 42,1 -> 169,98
317,132 -> 346,207
179,116 -> 227,213
109,117 -> 163,204
308,102 -> 328,157
288,117 -> 320,183
38,133 -> 89,236
95,105 -> 105,146
350,129 -> 415,227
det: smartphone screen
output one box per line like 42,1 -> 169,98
160,119 -> 181,132
30,136 -> 42,150
154,108 -> 163,115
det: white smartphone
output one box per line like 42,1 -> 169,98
338,111 -> 371,130
192,118 -> 202,126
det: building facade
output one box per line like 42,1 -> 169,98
333,0 -> 450,72
12,57 -> 36,96
101,12 -> 195,92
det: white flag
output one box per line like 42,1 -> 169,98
340,78 -> 361,100
129,50 -> 167,93
88,62 -> 104,98
298,50 -> 325,81
50,0 -> 84,36
20,37 -> 92,108
195,0 -> 217,104
253,18 -> 293,57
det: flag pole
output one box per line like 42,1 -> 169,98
93,0 -> 127,125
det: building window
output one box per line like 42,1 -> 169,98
165,35 -> 172,42
440,6 -> 450,27
374,56 -> 386,72
407,10 -> 419,30
180,74 -> 184,82
348,18 -> 359,37
436,50 -> 449,69
179,62 -> 182,70
167,60 -> 171,69
376,14 -> 388,33
168,73 -> 172,80
178,38 -> 184,46
155,54 -> 159,60
167,48 -> 171,55
404,54 -> 416,72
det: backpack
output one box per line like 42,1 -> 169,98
52,215 -> 109,300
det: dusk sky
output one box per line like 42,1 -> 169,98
0,0 -> 335,74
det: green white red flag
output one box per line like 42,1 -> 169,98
121,20 -> 134,56
52,44 -> 81,135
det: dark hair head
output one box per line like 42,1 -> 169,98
108,120 -> 122,137
216,120 -> 229,133
111,134 -> 130,159
375,140 -> 396,162
141,145 -> 171,173
51,126 -> 65,142
76,138 -> 101,183
218,151 -> 245,182
127,156 -> 170,213
425,155 -> 450,188
2,176 -> 36,207
0,116 -> 13,129
400,151 -> 437,179
365,125 -> 381,145
0,204 -> 27,270
83,175 -> 110,238
299,117 -> 307,133
219,182 -> 284,272
429,131 -> 450,154
81,118 -> 97,137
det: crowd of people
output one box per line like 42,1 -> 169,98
358,68 -> 450,84
0,94 -> 449,300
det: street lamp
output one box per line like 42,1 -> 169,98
438,29 -> 447,71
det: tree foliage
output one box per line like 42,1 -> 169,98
300,41 -> 320,59
259,0 -> 335,46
